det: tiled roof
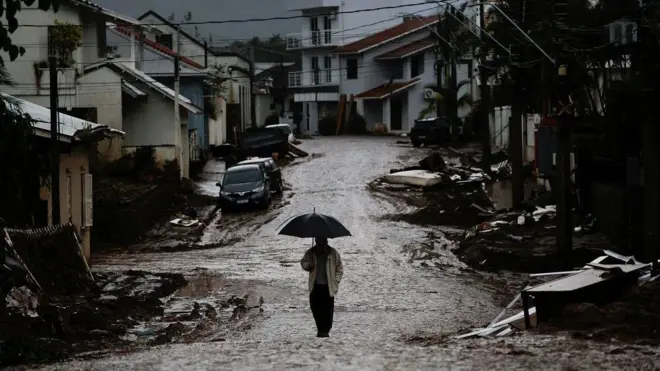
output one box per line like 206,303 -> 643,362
374,37 -> 435,60
354,79 -> 421,100
334,16 -> 439,55
114,26 -> 206,69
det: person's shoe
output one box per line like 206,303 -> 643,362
318,332 -> 329,338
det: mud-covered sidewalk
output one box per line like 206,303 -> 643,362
21,138 -> 660,370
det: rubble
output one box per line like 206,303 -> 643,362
456,251 -> 660,343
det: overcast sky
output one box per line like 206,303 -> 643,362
95,0 -> 298,45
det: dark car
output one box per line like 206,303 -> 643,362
410,117 -> 451,147
237,157 -> 284,194
216,164 -> 271,210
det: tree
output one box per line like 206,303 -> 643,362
0,0 -> 60,226
435,3 -> 480,134
0,0 -> 60,64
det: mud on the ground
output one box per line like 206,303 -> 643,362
1,270 -> 265,368
535,280 -> 660,345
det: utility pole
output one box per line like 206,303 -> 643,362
478,1 -> 491,171
639,0 -> 659,267
435,8 -> 444,120
174,25 -> 182,179
48,53 -> 60,225
509,45 -> 525,210
204,40 -> 208,68
249,44 -> 257,128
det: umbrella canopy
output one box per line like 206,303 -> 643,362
277,212 -> 351,239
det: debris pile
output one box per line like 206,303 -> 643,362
454,205 -> 609,272
456,251 -> 660,341
370,150 -> 510,228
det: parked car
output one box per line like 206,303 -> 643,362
265,123 -> 295,143
216,164 -> 271,210
237,157 -> 284,194
410,117 -> 451,147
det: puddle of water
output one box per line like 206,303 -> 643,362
196,159 -> 226,197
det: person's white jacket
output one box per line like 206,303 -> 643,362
300,246 -> 343,297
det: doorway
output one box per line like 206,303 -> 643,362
390,97 -> 403,131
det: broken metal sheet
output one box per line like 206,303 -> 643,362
487,293 -> 521,328
491,307 -> 537,329
526,264 -> 649,294
496,327 -> 514,336
603,250 -> 637,264
530,270 -> 586,278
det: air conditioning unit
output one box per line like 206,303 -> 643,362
423,88 -> 435,100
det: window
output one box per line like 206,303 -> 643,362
311,17 -> 320,46
311,56 -> 320,85
346,58 -> 358,80
411,54 -> 425,77
323,16 -> 332,44
156,34 -> 173,49
324,56 -> 332,83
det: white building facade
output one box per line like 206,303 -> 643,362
286,0 -> 435,133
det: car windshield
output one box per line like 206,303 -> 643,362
223,169 -> 260,184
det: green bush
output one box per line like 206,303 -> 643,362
318,115 -> 337,136
264,112 -> 280,127
346,113 -> 368,134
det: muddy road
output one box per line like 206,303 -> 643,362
31,137 -> 660,370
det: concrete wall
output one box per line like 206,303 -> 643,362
1,3 -> 107,97
208,96 -> 227,146
121,78 -> 190,169
42,149 -> 92,261
256,94 -> 275,127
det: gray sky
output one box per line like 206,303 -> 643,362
94,0 -> 298,45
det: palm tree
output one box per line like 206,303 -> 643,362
434,2 -> 480,135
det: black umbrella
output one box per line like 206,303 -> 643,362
277,212 -> 351,239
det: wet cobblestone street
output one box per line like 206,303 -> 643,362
33,137 -> 660,370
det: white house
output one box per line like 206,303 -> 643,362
285,0 -> 435,133
83,60 -> 202,178
334,15 -> 474,133
0,0 -> 146,160
136,11 -> 253,135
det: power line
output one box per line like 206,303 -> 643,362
19,2 -> 451,28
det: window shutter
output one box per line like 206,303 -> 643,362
83,174 -> 94,227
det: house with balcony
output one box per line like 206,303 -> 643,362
334,15 -> 475,134
285,0 -> 435,133
136,10 -> 253,143
0,0 -> 146,160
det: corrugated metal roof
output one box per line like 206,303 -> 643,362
354,79 -> 421,100
121,80 -> 146,98
334,16 -> 439,55
112,63 -> 203,113
1,93 -> 124,142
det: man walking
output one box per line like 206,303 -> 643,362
300,237 -> 343,337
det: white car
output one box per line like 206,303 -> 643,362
265,123 -> 295,143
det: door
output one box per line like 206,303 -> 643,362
310,17 -> 320,46
226,103 -> 242,145
311,56 -> 320,85
323,16 -> 332,44
390,97 -> 403,131
323,56 -> 332,84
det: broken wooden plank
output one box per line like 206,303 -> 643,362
496,327 -> 514,336
288,143 -> 308,157
530,270 -> 586,278
487,293 -> 521,328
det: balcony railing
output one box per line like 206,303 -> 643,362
286,29 -> 340,50
289,69 -> 339,87
288,70 -> 337,87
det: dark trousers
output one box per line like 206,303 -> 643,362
310,284 -> 334,334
